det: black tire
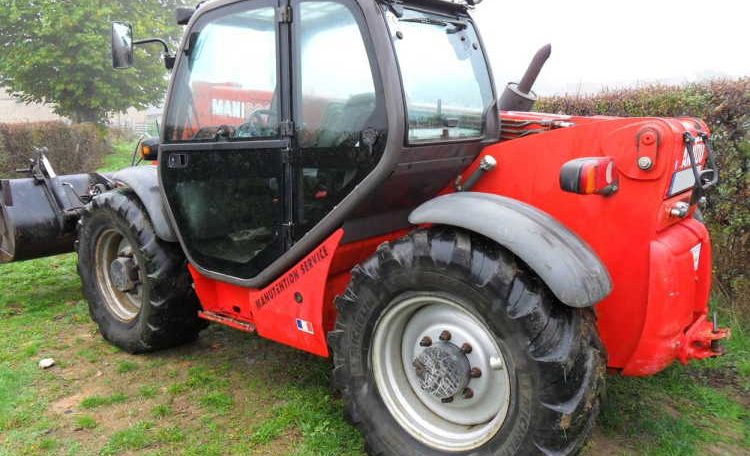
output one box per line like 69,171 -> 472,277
77,189 -> 206,354
329,228 -> 606,456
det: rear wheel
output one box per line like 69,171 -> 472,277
78,189 -> 206,353
330,228 -> 606,455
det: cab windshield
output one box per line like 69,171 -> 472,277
385,7 -> 494,143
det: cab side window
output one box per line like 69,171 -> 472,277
297,1 -> 376,148
164,7 -> 279,142
294,0 -> 386,236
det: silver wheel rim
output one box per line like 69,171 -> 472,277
94,229 -> 143,322
371,294 -> 511,452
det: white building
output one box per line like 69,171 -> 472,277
0,88 -> 66,123
0,87 -> 160,134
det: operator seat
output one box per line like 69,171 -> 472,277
313,93 -> 376,148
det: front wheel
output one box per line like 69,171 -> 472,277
330,228 -> 606,455
77,189 -> 206,354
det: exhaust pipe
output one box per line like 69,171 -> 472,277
0,152 -> 93,263
498,44 -> 552,112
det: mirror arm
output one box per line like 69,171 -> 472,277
133,38 -> 175,70
133,38 -> 171,55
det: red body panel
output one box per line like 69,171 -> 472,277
463,113 -> 724,374
623,218 -> 724,375
187,111 -> 726,376
189,229 -> 408,357
190,230 -> 345,357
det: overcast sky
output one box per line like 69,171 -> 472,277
473,0 -> 750,95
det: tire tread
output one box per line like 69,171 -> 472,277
330,227 -> 606,456
78,189 -> 206,354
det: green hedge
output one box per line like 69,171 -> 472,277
538,79 -> 750,314
0,122 -> 111,178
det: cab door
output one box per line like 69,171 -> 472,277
290,0 -> 387,238
159,0 -> 293,281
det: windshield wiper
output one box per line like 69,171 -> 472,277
399,17 -> 468,34
399,17 -> 448,27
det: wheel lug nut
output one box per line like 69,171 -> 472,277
419,336 -> 432,347
463,388 -> 474,399
441,396 -> 454,403
470,367 -> 482,378
439,330 -> 452,342
461,343 -> 473,354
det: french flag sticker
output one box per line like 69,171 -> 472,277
296,318 -> 315,335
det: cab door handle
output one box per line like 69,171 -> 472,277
168,153 -> 189,169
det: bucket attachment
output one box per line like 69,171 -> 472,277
0,151 -> 93,263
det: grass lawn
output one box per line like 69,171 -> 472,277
0,144 -> 748,455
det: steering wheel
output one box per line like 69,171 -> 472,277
214,124 -> 235,140
250,109 -> 276,127
236,109 -> 278,138
191,125 -> 235,141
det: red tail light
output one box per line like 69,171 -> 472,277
560,157 -> 618,196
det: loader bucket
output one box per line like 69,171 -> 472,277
0,174 -> 90,263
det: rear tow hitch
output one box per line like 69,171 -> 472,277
678,311 -> 730,363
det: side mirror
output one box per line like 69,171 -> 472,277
111,22 -> 134,69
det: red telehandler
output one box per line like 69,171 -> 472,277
0,0 -> 729,454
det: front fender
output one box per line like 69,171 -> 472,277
112,166 -> 177,243
409,192 -> 612,308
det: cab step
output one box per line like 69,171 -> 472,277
198,311 -> 257,333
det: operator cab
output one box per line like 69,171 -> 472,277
156,0 -> 497,287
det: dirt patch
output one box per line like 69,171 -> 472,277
584,428 -> 634,455
252,427 -> 303,456
40,323 -> 152,443
0,303 -> 24,316
49,385 -> 100,415
700,441 -> 750,456
41,324 -> 294,454
732,391 -> 750,409
686,365 -> 742,390
660,401 -> 683,419
47,330 -> 108,414
700,416 -> 749,455
685,366 -> 750,408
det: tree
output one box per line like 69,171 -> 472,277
0,0 -> 185,123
